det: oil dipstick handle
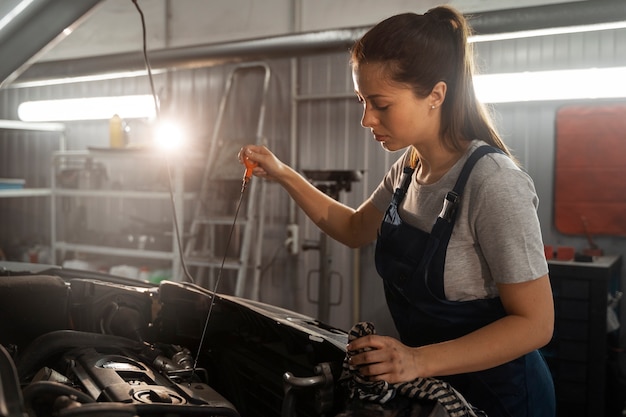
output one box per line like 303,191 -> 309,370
241,157 -> 259,192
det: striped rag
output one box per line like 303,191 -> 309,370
340,322 -> 486,417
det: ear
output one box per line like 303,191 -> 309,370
429,81 -> 447,108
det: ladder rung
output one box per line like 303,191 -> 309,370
182,63 -> 271,299
185,255 -> 242,269
193,216 -> 248,226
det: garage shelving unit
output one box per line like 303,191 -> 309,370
50,149 -> 198,280
0,119 -> 65,199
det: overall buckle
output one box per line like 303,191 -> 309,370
438,191 -> 459,222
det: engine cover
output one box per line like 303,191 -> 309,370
67,347 -> 237,411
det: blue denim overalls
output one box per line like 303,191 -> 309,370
375,146 -> 555,417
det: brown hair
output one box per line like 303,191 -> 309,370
350,6 -> 515,166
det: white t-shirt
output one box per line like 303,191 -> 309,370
369,140 -> 548,301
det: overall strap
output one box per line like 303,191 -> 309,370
392,166 -> 415,206
419,145 -> 502,296
438,145 -> 501,223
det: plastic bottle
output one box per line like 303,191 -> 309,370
138,266 -> 150,282
109,265 -> 139,279
109,114 -> 125,148
149,269 -> 171,284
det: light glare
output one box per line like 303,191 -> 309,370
153,121 -> 184,151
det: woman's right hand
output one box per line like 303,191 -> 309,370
238,144 -> 289,183
239,145 -> 382,248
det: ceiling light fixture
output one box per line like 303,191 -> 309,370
18,95 -> 157,122
469,21 -> 626,43
474,66 -> 626,103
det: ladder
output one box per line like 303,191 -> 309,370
183,63 -> 271,299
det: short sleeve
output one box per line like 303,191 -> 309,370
470,165 -> 548,284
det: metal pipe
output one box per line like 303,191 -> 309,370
11,0 -> 626,87
0,0 -> 103,88
466,0 -> 626,35
13,28 -> 366,87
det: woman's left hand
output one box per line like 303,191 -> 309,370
346,334 -> 421,383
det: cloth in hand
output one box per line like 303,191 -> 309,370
340,322 -> 486,417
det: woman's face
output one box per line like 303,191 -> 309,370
352,62 -> 440,152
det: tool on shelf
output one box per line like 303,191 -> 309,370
581,215 -> 603,257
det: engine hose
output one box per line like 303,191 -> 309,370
22,380 -> 95,405
58,403 -> 240,417
135,403 -> 241,417
16,330 -> 145,381
58,403 -> 138,417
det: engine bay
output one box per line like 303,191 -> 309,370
0,265 -> 349,417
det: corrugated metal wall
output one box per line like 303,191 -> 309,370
1,27 -> 625,331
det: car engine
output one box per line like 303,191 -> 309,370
0,265 -> 350,417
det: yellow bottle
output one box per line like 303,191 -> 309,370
109,114 -> 124,148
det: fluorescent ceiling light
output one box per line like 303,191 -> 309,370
474,67 -> 626,103
469,21 -> 626,43
10,69 -> 166,89
16,68 -> 626,119
18,95 -> 157,122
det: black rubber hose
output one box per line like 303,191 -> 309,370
58,402 -> 240,417
0,344 -> 27,416
22,380 -> 95,405
16,330 -> 144,380
58,403 -> 138,417
135,403 -> 241,417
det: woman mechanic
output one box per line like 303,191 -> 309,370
239,5 -> 555,416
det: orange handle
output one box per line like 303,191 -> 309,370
243,157 -> 258,180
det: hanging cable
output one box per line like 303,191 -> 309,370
132,0 -> 195,284
131,0 -> 259,381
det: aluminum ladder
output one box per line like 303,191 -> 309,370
183,62 -> 270,298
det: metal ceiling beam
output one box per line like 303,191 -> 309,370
0,0 -> 103,88
8,0 -> 626,87
12,27 -> 369,87
466,0 -> 626,34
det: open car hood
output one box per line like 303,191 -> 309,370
0,262 -> 349,417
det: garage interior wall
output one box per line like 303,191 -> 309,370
1,24 -> 626,333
